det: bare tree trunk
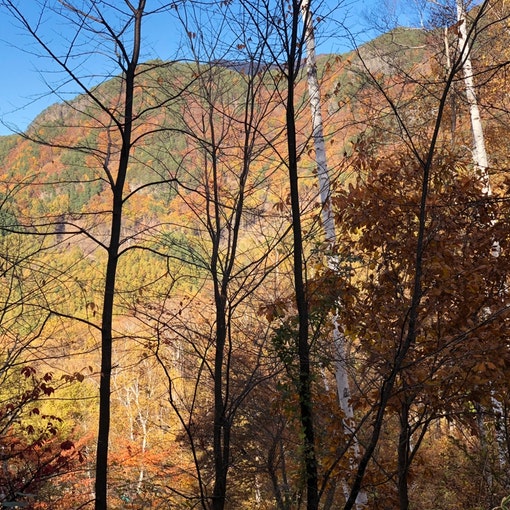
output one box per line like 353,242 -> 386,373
96,3 -> 145,508
444,26 -> 457,146
211,288 -> 229,510
397,392 -> 412,510
301,1 -> 367,507
285,3 -> 319,507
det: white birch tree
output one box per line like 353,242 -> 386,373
455,0 -> 491,195
301,1 -> 368,507
455,0 -> 509,471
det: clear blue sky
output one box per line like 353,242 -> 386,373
0,0 -> 414,137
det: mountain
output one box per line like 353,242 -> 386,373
1,6 -> 510,508
0,28 -> 435,225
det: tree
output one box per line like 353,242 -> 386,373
329,1 -> 510,506
129,3 -> 295,507
275,0 -> 320,506
0,2 -> 187,508
455,0 -> 491,193
301,0 -> 368,506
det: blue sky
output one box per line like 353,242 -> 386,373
0,0 -> 414,137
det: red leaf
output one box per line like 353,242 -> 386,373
21,366 -> 36,378
40,383 -> 55,396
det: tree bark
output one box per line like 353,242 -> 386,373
455,0 -> 491,195
285,2 -> 319,507
96,3 -> 145,508
301,1 -> 367,506
397,393 -> 411,510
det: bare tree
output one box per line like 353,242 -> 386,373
130,3 -> 294,507
0,2 -> 188,508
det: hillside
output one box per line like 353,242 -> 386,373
1,2 -> 510,509
0,30 -> 434,225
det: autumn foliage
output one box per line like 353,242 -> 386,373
0,0 -> 510,509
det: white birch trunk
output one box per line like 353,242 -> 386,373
456,1 -> 508,468
456,1 -> 500,256
491,393 -> 507,468
301,1 -> 367,506
456,0 -> 491,196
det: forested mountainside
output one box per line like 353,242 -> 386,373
1,1 -> 510,509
